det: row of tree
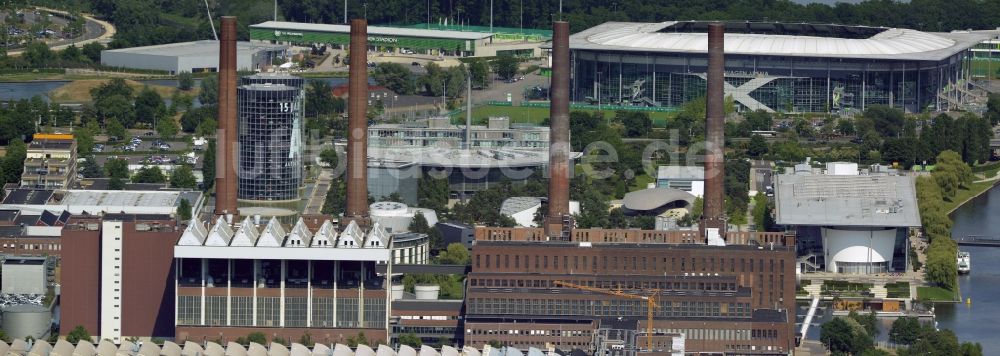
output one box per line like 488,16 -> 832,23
822,312 -> 982,355
915,150 -> 972,290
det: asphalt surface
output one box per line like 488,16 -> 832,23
5,7 -> 113,56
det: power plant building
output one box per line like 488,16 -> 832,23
567,21 -> 994,113
236,75 -> 305,201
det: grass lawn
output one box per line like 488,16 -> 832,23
944,180 -> 997,213
451,105 -> 676,126
917,286 -> 958,301
629,172 -> 656,191
48,79 -> 200,103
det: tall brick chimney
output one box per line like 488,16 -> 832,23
701,23 -> 727,240
344,19 -> 370,225
214,16 -> 238,218
545,21 -> 571,239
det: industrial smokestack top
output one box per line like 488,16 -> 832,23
344,19 -> 370,223
701,22 -> 727,240
545,21 -> 571,239
215,16 -> 238,218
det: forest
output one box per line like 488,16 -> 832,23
29,0 -> 1000,49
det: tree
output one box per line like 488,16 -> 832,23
848,310 -> 879,337
298,331 -> 314,347
133,166 -> 166,183
66,325 -> 93,344
170,165 -> 198,188
418,175 -> 449,212
109,176 -> 126,190
156,117 -> 179,139
247,332 -> 267,345
178,198 -> 192,220
80,156 -> 104,178
305,80 -> 336,117
202,140 -> 216,191
436,243 -> 470,265
199,74 -> 218,106
747,134 -> 768,158
837,118 -> 856,136
319,148 -> 339,168
925,237 -> 958,290
933,150 -> 972,199
135,86 -> 168,128
346,332 -> 368,347
371,63 -> 415,95
61,44 -> 82,62
177,72 -> 194,91
889,316 -> 922,345
2,140 -> 26,184
23,41 -> 53,67
820,317 -> 873,355
744,110 -> 773,131
468,58 -> 490,88
106,118 -> 127,140
862,105 -> 905,138
617,110 -> 652,138
81,42 -> 104,63
398,333 -> 422,347
492,55 -> 519,80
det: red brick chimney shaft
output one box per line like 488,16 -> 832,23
214,16 -> 238,218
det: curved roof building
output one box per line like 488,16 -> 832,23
567,21 -> 996,113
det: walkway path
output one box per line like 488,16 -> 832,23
8,7 -> 116,56
304,168 -> 332,215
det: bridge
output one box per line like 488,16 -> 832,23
956,235 -> 1000,246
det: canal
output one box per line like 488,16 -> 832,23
0,77 -> 349,102
939,184 -> 1000,350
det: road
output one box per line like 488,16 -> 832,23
6,7 -> 116,56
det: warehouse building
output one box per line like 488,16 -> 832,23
567,21 -> 995,113
101,40 -> 286,74
250,21 -> 545,57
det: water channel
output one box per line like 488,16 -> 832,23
937,183 -> 1000,350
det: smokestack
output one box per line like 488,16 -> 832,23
344,19 -> 370,224
545,21 -> 571,239
214,16 -> 238,218
702,23 -> 727,239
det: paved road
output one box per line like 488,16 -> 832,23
303,168 -> 332,215
7,7 -> 115,56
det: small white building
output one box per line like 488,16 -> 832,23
500,197 -> 581,228
369,202 -> 438,234
656,166 -> 705,198
825,162 -> 859,175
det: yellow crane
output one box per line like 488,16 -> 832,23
553,280 -> 659,351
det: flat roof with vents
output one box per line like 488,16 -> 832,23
774,174 -> 920,227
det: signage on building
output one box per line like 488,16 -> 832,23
274,30 -> 303,37
368,36 -> 398,43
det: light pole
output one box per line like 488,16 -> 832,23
343,0 -> 347,23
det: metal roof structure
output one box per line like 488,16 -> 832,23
102,40 -> 285,57
175,219 -> 391,261
657,165 -> 706,180
568,21 -> 996,61
774,174 -> 920,227
251,21 -> 492,40
622,188 -> 695,211
500,197 -> 542,216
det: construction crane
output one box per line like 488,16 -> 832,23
553,281 -> 659,351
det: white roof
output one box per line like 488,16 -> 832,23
311,220 -> 337,247
286,218 -> 313,247
256,217 -> 286,247
657,165 -> 705,180
570,21 -> 996,61
252,21 -> 491,40
366,222 -> 389,247
204,216 -> 235,246
177,219 -> 208,246
339,220 -> 364,248
230,217 -> 260,246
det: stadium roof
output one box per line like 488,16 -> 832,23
568,21 -> 996,61
774,174 -> 920,227
251,21 -> 491,40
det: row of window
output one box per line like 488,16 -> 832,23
466,328 -> 591,338
1,243 -> 60,251
475,253 -> 786,275
469,278 -> 738,292
467,298 -> 752,318
177,296 -> 386,328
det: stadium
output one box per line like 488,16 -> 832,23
567,21 -> 995,113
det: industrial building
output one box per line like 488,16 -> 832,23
100,40 -> 286,74
61,214 -> 180,343
173,217 -> 392,342
656,166 -> 705,197
1,305 -> 51,340
250,21 -> 545,57
21,134 -> 77,190
237,74 -> 305,202
1,257 -> 47,295
0,188 -> 203,216
368,117 -> 580,197
774,168 -> 920,274
567,21 -> 994,113
499,197 -> 580,228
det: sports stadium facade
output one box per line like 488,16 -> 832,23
568,21 -> 995,113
